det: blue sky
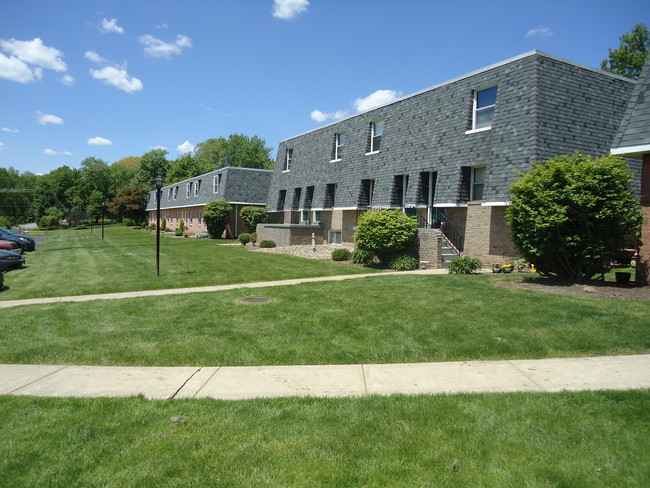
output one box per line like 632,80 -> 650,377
1,0 -> 648,175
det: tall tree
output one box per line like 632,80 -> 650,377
137,149 -> 170,188
166,152 -> 212,185
194,134 -> 274,170
601,23 -> 650,79
29,165 -> 79,219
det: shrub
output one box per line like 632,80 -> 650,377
195,232 -> 211,239
507,153 -> 643,280
351,249 -> 376,265
238,233 -> 252,245
0,216 -> 13,228
161,217 -> 167,231
74,225 -> 89,230
38,207 -> 64,229
259,240 -> 276,248
204,200 -> 232,238
239,206 -> 269,233
122,217 -> 136,227
178,218 -> 185,234
389,254 -> 419,271
448,256 -> 483,274
148,223 -> 157,231
175,228 -> 183,236
331,248 -> 352,261
354,210 -> 417,264
250,232 -> 257,245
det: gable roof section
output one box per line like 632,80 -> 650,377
611,54 -> 650,158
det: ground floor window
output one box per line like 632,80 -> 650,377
313,210 -> 322,223
328,229 -> 342,245
301,210 -> 310,223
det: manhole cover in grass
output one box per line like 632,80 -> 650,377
240,297 -> 272,303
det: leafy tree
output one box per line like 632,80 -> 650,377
107,187 -> 149,224
113,156 -> 141,168
38,206 -> 64,228
110,161 -> 139,193
86,190 -> 106,224
354,210 -> 417,265
78,157 -> 113,207
29,165 -> 79,219
166,153 -> 212,185
601,23 -> 650,79
203,200 -> 232,238
194,134 -> 274,170
239,206 -> 269,232
0,166 -> 39,224
507,153 -> 643,281
137,149 -> 170,189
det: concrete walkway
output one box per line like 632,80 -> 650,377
0,268 -> 447,309
2,355 -> 649,401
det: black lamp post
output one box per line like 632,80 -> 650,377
101,202 -> 106,240
155,175 -> 164,276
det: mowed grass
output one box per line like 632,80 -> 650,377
0,226 -> 376,300
1,391 -> 648,487
1,274 -> 648,366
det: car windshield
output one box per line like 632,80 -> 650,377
0,227 -> 12,234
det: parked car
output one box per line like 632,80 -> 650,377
0,239 -> 20,251
0,249 -> 25,272
0,271 -> 4,289
0,227 -> 35,251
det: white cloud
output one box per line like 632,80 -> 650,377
0,52 -> 36,83
99,18 -> 125,34
90,66 -> 143,93
36,112 -> 64,125
273,0 -> 309,19
139,34 -> 192,59
310,109 -> 348,123
84,51 -> 107,64
353,89 -> 402,112
61,74 -> 74,86
0,142 -> 5,151
526,27 -> 553,38
1,127 -> 19,133
177,140 -> 195,153
44,148 -> 72,156
87,136 -> 113,146
0,37 -> 66,72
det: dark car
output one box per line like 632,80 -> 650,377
0,249 -> 25,272
0,239 -> 20,251
0,271 -> 4,289
0,227 -> 35,251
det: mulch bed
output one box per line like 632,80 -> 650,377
493,277 -> 650,301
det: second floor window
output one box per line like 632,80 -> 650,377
471,166 -> 486,200
213,174 -> 221,194
186,182 -> 193,198
194,180 -> 201,196
283,148 -> 293,172
472,86 -> 497,130
334,133 -> 345,160
370,120 -> 384,152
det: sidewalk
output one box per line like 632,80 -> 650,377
0,268 -> 447,309
2,355 -> 649,401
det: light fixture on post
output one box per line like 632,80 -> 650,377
154,175 -> 164,276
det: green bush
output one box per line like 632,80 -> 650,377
175,228 -> 183,236
238,233 -> 252,245
448,256 -> 483,274
204,200 -> 232,238
507,153 -> 643,280
259,240 -> 276,248
389,254 -> 419,271
149,223 -> 157,231
74,225 -> 89,230
239,206 -> 269,233
331,248 -> 352,261
38,207 -> 64,229
0,216 -> 12,228
178,218 -> 185,234
250,232 -> 257,245
351,249 -> 376,265
354,210 -> 417,264
161,217 -> 167,231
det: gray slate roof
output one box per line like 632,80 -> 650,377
611,54 -> 650,157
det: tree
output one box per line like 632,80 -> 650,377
601,23 -> 650,79
194,134 -> 274,170
78,157 -> 113,207
137,149 -> 170,189
107,187 -> 149,224
239,206 -> 269,232
203,200 -> 232,238
507,153 -> 643,281
353,210 -> 417,264
29,165 -> 79,220
166,153 -> 212,185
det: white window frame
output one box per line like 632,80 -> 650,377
368,120 -> 384,154
198,211 -> 203,227
194,180 -> 201,196
213,174 -> 221,194
168,188 -> 173,200
328,229 -> 342,245
470,166 -> 486,201
468,85 -> 497,133
283,148 -> 293,172
300,210 -> 310,223
333,133 -> 345,161
173,186 -> 178,200
186,182 -> 193,198
313,210 -> 322,223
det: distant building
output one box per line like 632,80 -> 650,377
611,54 -> 650,285
260,51 -> 636,266
146,167 -> 272,237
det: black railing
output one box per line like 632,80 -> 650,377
414,208 -> 464,254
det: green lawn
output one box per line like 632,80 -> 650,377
1,274 -> 648,366
1,391 -> 648,487
1,226 -> 376,300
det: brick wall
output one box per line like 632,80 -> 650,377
462,204 -> 520,265
637,155 -> 650,286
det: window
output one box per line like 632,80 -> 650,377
471,166 -> 486,201
213,174 -> 221,194
359,179 -> 375,207
283,148 -> 293,172
328,230 -> 342,245
168,188 -> 173,200
301,210 -> 310,223
173,186 -> 179,200
324,183 -> 336,208
198,211 -> 203,227
391,174 -> 409,207
472,86 -> 497,131
292,188 -> 302,210
277,190 -> 287,211
186,182 -> 193,198
369,120 -> 384,153
333,133 -> 345,160
194,180 -> 201,196
313,210 -> 322,223
304,186 -> 314,209
417,171 -> 437,206
189,211 -> 194,227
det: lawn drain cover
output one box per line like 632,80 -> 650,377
240,297 -> 272,303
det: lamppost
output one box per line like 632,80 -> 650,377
101,202 -> 106,240
155,175 -> 164,276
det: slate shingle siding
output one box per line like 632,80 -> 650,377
267,51 -> 635,210
146,167 -> 272,211
612,54 -> 650,150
